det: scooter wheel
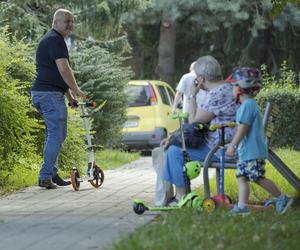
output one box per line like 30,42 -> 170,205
225,195 -> 233,204
89,165 -> 104,188
133,203 -> 147,215
71,168 -> 81,191
202,198 -> 216,213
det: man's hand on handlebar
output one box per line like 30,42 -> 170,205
68,99 -> 78,108
73,87 -> 87,100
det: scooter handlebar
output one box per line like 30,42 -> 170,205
69,101 -> 97,108
171,112 -> 189,120
209,122 -> 236,131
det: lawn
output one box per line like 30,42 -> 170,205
94,149 -> 140,170
110,148 -> 300,250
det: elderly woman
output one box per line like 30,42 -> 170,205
162,55 -> 238,203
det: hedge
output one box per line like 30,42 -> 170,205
257,62 -> 300,150
257,88 -> 300,150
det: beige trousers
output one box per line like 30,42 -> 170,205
152,146 -> 174,206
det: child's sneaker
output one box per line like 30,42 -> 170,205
229,205 -> 250,215
276,195 -> 293,214
263,197 -> 277,207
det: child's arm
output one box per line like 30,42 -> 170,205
226,123 -> 249,157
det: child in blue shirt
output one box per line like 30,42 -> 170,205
226,67 -> 293,215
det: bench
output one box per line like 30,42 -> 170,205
202,102 -> 300,199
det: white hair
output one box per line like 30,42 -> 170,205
194,56 -> 223,81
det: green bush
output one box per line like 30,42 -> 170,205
71,39 -> 133,147
257,63 -> 300,149
58,110 -> 86,171
0,30 -> 40,181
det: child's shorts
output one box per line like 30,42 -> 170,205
236,159 -> 266,182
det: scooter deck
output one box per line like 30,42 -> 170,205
226,203 -> 273,211
211,194 -> 273,211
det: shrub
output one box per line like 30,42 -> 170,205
257,63 -> 300,149
0,30 -> 40,179
71,39 -> 133,147
58,110 -> 86,171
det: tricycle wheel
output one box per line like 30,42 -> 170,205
202,198 -> 216,213
133,203 -> 147,215
89,165 -> 104,188
71,168 -> 81,191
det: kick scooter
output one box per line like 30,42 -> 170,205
70,101 -> 104,191
133,112 -> 206,215
203,122 -> 273,212
204,123 -> 235,209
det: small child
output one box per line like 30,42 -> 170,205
226,67 -> 293,215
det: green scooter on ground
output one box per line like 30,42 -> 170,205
133,112 -> 208,215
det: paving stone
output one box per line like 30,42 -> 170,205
0,156 -> 212,250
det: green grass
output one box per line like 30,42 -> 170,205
0,166 -> 39,195
111,207 -> 300,250
0,149 -> 139,196
94,149 -> 140,170
195,148 -> 300,203
109,148 -> 300,250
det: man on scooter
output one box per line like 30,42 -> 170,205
31,9 -> 86,189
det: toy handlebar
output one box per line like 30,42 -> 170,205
171,112 -> 189,120
209,122 -> 236,132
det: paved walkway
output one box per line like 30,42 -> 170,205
0,157 -> 211,250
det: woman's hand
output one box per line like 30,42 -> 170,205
160,138 -> 170,150
190,81 -> 199,97
191,75 -> 204,96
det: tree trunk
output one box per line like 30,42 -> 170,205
155,17 -> 176,87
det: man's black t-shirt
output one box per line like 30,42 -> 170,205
32,29 -> 69,93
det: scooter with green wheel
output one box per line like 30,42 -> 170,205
70,100 -> 105,191
133,112 -> 207,215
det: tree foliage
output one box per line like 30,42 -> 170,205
124,0 -> 300,85
0,0 -> 149,41
271,0 -> 300,17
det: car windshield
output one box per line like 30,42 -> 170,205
127,85 -> 150,107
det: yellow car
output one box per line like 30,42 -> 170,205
122,80 -> 179,150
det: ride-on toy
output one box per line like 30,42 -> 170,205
133,112 -> 207,215
203,122 -> 273,212
70,101 -> 104,191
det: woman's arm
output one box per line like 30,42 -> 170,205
188,74 -> 215,123
191,108 -> 215,123
188,96 -> 215,123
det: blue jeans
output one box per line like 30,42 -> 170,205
31,91 -> 67,181
163,143 -> 219,187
